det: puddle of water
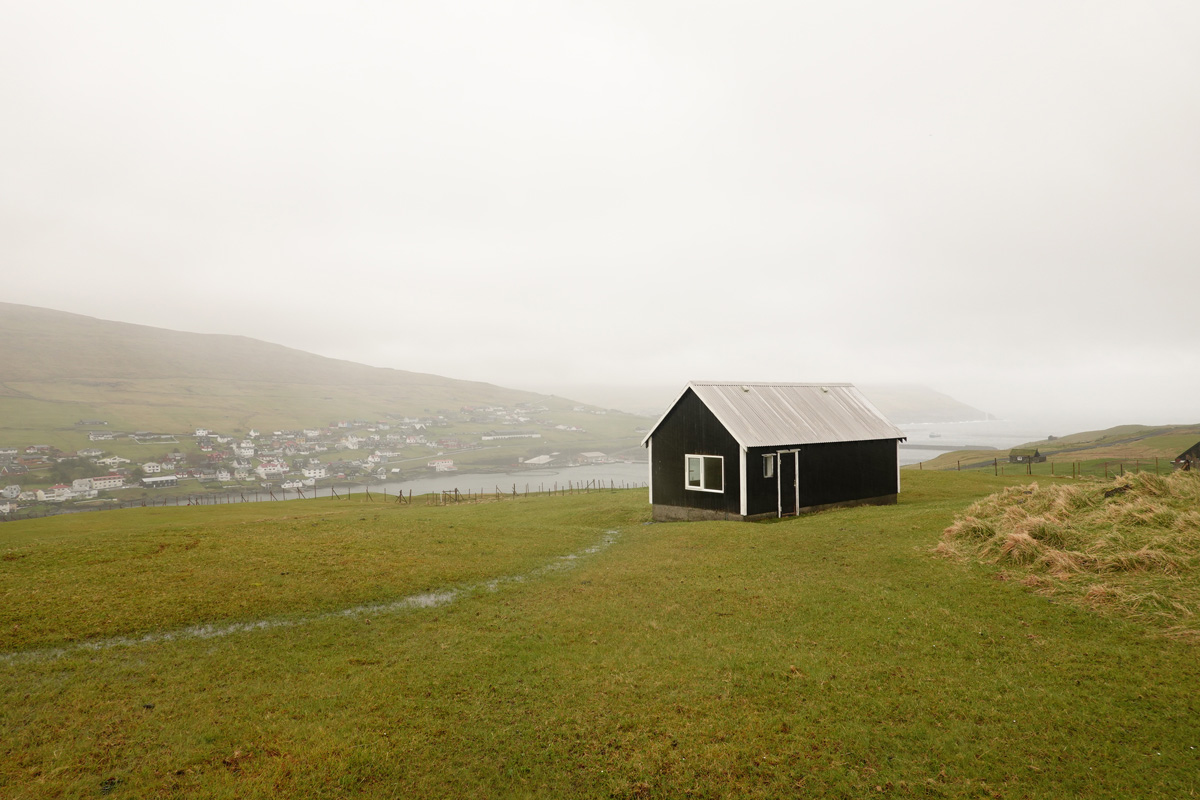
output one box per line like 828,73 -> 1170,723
2,530 -> 622,665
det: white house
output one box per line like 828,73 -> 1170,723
72,478 -> 94,492
255,461 -> 288,480
142,462 -> 162,474
91,474 -> 125,491
2,485 -> 21,499
302,465 -> 328,480
96,455 -> 130,467
37,484 -> 73,502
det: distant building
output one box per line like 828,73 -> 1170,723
96,455 -> 130,467
143,475 -> 179,488
1009,448 -> 1046,464
91,474 -> 125,491
1174,441 -> 1200,471
37,484 -> 73,502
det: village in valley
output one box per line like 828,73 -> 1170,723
0,402 -> 648,515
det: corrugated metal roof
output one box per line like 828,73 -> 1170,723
643,381 -> 906,448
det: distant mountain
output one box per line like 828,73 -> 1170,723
0,303 -> 553,433
858,385 -> 989,425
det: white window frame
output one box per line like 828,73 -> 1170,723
685,454 -> 724,493
763,453 -> 775,478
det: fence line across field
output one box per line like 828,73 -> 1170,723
912,456 -> 1172,479
0,479 -> 650,522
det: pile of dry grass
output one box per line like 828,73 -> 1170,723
939,471 -> 1200,637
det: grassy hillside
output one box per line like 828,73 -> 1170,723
3,473 -> 1198,798
0,303 -> 651,465
0,303 -> 546,431
911,422 -> 1200,475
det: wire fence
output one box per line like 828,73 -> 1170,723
912,456 -> 1176,479
0,478 -> 649,523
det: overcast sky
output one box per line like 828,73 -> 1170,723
3,1 -> 1198,429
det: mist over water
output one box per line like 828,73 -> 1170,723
897,419 -> 1055,466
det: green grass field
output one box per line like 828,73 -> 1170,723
3,473 -> 1198,798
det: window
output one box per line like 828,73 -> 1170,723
685,454 -> 724,493
763,454 -> 775,478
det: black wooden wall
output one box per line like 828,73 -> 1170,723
648,389 -> 742,516
794,439 -> 897,509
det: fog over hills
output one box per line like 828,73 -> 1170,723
0,302 -> 497,389
0,303 -> 552,431
2,303 -> 988,430
532,381 -> 987,425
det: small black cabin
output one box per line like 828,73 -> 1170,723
642,382 -> 907,522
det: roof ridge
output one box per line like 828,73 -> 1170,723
689,380 -> 853,387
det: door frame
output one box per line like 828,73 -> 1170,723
776,448 -> 800,518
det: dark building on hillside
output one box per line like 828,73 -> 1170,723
1175,441 -> 1200,471
642,382 -> 906,522
1009,448 -> 1046,464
